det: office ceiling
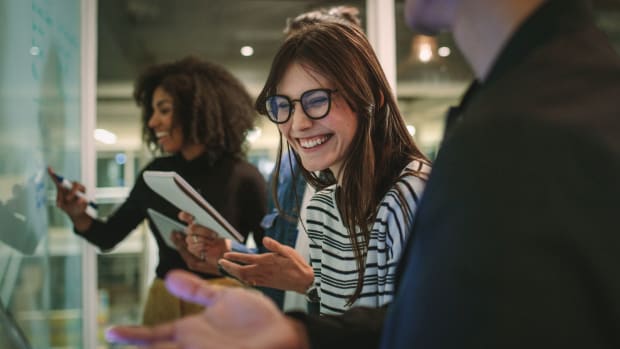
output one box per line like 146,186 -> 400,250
98,0 -> 369,84
95,0 -> 620,152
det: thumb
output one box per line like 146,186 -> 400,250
263,237 -> 307,265
164,270 -> 222,307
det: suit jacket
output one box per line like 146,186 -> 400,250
290,1 -> 620,348
382,0 -> 620,347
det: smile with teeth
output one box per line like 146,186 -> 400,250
155,131 -> 169,139
298,135 -> 330,149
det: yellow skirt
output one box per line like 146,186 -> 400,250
142,276 -> 243,326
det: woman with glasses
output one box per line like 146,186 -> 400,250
196,21 -> 432,316
182,6 -> 362,314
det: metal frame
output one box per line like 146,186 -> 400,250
80,0 -> 98,348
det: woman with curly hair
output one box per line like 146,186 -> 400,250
50,56 -> 266,325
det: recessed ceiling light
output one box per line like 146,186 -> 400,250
240,46 -> 254,57
438,46 -> 451,57
94,128 -> 117,144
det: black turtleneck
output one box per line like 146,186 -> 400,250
76,152 -> 266,279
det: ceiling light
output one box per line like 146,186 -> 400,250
94,128 -> 117,144
411,35 -> 436,63
438,46 -> 451,57
240,46 -> 254,57
407,124 -> 416,136
418,44 -> 432,63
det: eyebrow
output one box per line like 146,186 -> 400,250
154,99 -> 173,108
276,87 -> 330,98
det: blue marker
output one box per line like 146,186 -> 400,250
48,168 -> 98,218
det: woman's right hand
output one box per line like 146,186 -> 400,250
178,211 -> 232,271
219,237 -> 314,293
47,168 -> 93,231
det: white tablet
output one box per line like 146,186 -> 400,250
143,171 -> 244,243
146,208 -> 187,250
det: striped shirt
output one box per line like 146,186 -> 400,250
305,160 -> 431,315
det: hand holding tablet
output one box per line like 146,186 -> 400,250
146,208 -> 187,250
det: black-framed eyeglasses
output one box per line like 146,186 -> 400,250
264,88 -> 337,124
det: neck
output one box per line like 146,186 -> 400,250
180,144 -> 206,161
452,0 -> 546,81
330,165 -> 343,186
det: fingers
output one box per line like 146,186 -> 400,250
105,323 -> 175,346
218,258 -> 243,273
185,233 -> 209,248
175,240 -> 221,275
217,258 -> 269,287
222,252 -> 262,265
185,225 -> 224,261
219,253 -> 267,283
187,223 -> 218,240
164,270 -> 223,307
172,232 -> 188,249
262,237 -> 289,254
177,211 -> 194,224
172,231 -> 191,254
263,237 -> 306,264
185,235 -> 208,258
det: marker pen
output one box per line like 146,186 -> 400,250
50,171 -> 98,218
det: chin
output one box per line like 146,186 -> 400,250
299,159 -> 330,173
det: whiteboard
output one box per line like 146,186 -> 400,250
0,1 -> 83,347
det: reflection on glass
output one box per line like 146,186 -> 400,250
0,0 -> 83,347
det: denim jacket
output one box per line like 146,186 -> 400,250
258,155 -> 306,308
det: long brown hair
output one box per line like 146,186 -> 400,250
256,22 -> 430,304
134,56 -> 256,160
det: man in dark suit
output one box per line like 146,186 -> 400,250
381,0 -> 620,347
106,0 -> 620,348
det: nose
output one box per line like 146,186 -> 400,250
147,112 -> 157,128
289,101 -> 312,131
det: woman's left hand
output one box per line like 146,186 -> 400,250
219,237 -> 314,293
172,232 -> 221,276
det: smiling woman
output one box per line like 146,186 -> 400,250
49,56 -> 267,325
274,63 -> 358,177
239,21 -> 432,315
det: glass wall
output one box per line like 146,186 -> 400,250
0,0 -> 84,348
